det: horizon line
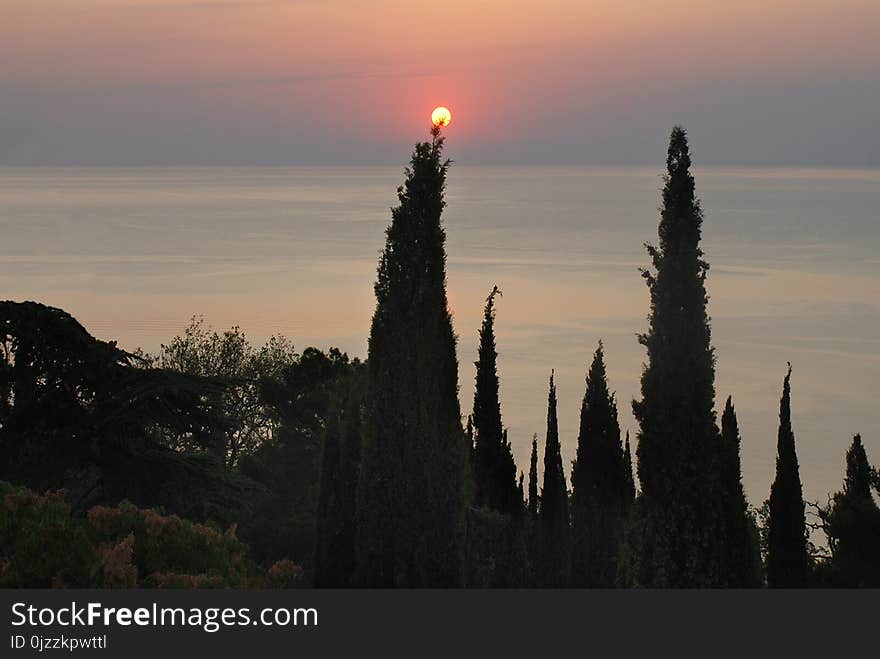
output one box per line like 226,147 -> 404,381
2,161 -> 879,170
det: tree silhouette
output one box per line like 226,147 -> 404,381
237,347 -> 361,572
767,364 -> 808,587
526,434 -> 540,585
0,301 -> 247,522
355,125 -> 468,587
149,317 -> 297,469
817,434 -> 880,586
571,343 -> 627,587
538,372 -> 570,586
631,126 -> 726,586
720,397 -> 762,586
472,286 -> 519,514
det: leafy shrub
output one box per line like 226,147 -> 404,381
0,482 -> 99,587
1,481 -> 302,588
267,558 -> 305,588
87,502 -> 251,587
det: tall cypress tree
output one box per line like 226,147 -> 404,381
355,125 -> 467,587
472,286 -> 519,514
632,126 -> 726,586
539,372 -> 570,586
767,364 -> 808,587
570,343 -> 627,587
720,396 -> 762,587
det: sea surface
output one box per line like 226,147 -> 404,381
2,165 -> 879,510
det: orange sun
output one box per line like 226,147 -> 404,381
431,106 -> 452,127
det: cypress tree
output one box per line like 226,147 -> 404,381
570,343 -> 627,587
843,434 -> 873,500
527,434 -> 540,585
538,372 -> 570,586
820,434 -> 880,586
720,396 -> 762,587
623,431 -> 636,509
632,126 -> 726,586
767,364 -> 808,587
528,435 -> 539,519
467,287 -> 524,587
355,125 -> 467,587
471,286 -> 519,514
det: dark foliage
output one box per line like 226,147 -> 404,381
0,301 -> 247,523
767,365 -> 809,587
720,397 -> 763,586
0,481 -> 299,588
471,286 -> 520,515
570,343 -> 628,587
237,348 -> 361,574
631,127 -> 727,586
146,317 -> 296,469
464,504 -> 530,588
817,435 -> 880,586
355,126 -> 468,586
526,435 -> 540,584
538,372 -> 570,586
313,366 -> 365,587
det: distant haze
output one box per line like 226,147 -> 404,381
2,0 -> 879,166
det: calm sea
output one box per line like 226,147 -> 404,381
2,165 -> 878,508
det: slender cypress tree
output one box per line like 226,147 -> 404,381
720,396 -> 762,587
767,364 -> 808,587
472,286 -> 519,514
528,435 -> 539,519
527,434 -> 540,585
355,125 -> 467,587
539,372 -> 570,586
632,126 -> 726,586
570,343 -> 626,587
623,431 -> 636,509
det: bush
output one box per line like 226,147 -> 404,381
0,482 -> 99,587
87,502 -> 251,587
0,481 -> 302,588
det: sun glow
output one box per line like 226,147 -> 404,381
431,106 -> 452,127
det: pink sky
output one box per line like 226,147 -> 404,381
2,0 -> 879,164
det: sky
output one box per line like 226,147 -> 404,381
2,0 -> 879,166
